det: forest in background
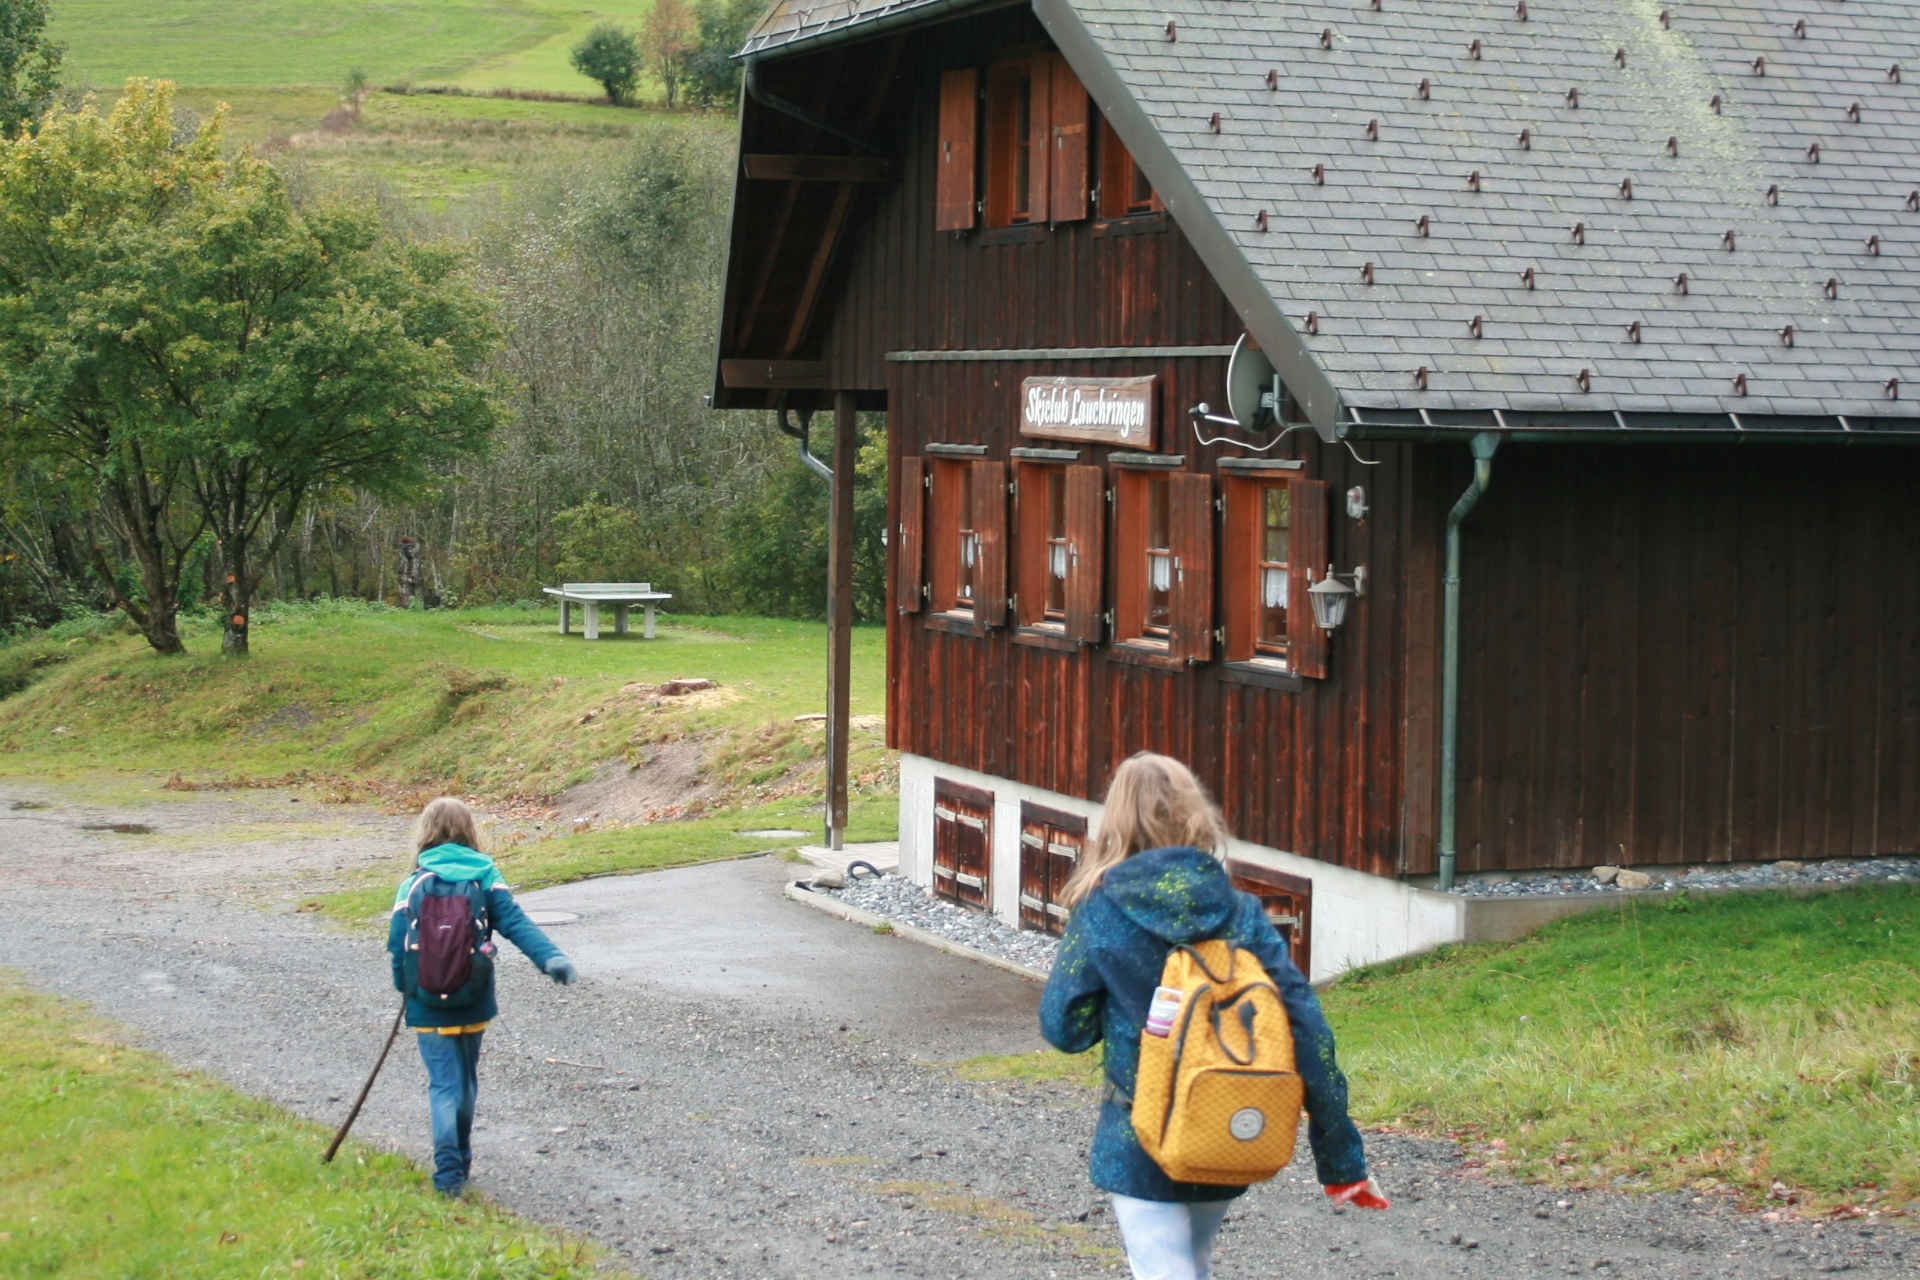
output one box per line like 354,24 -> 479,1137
0,0 -> 888,646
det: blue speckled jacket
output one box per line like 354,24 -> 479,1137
1039,846 -> 1369,1202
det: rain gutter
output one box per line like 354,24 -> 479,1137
1437,432 -> 1499,893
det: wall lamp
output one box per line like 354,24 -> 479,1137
1307,563 -> 1367,632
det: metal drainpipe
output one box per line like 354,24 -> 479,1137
778,398 -> 833,482
1437,431 -> 1501,892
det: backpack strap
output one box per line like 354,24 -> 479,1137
462,879 -> 491,939
402,872 -> 436,948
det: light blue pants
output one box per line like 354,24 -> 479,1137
416,1030 -> 483,1194
1110,1194 -> 1235,1280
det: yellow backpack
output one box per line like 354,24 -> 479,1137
1130,939 -> 1305,1186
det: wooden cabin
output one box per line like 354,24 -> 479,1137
710,0 -> 1920,977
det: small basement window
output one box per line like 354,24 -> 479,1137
933,778 -> 993,910
1018,803 -> 1085,935
1227,859 -> 1313,978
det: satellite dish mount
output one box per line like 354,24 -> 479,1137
1189,333 -> 1300,451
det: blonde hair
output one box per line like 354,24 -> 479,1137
1059,752 -> 1228,908
414,796 -> 481,854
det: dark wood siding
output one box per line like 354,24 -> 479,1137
1453,444 -> 1920,870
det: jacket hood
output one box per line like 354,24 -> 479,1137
1097,846 -> 1237,944
392,843 -> 500,908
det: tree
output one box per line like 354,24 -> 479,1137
642,0 -> 694,110
570,23 -> 638,106
0,80 -> 501,655
0,0 -> 63,139
684,0 -> 761,109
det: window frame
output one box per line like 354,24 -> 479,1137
1220,466 -> 1327,679
1096,115 -> 1164,221
1111,463 -> 1212,664
1013,452 -> 1079,637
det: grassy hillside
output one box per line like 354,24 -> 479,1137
46,0 -> 698,209
0,602 -> 891,809
50,0 -> 662,95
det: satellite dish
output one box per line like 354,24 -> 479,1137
1224,332 -> 1280,430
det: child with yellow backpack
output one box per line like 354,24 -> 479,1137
1040,753 -> 1387,1279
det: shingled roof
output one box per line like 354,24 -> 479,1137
745,0 -> 1920,429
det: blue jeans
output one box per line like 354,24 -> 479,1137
1110,1195 -> 1235,1280
416,1031 -> 483,1193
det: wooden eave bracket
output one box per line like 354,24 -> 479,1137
742,154 -> 891,183
720,358 -> 829,390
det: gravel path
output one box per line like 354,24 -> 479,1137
1,779 -> 1912,1279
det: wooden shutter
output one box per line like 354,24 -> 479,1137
898,455 -> 926,614
1013,463 -> 1045,626
936,68 -> 978,231
934,778 -> 992,909
1019,805 -> 1084,935
1170,472 -> 1214,664
972,458 -> 1008,627
1064,464 -> 1105,644
1228,859 -> 1313,977
1047,54 -> 1089,224
1290,477 -> 1329,678
1026,53 -> 1053,223
1111,471 -> 1146,643
1221,476 -> 1258,661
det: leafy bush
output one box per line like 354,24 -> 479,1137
570,23 -> 639,105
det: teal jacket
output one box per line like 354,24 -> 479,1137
1039,846 -> 1369,1201
387,843 -> 565,1028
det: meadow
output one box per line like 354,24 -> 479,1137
46,0 -> 698,209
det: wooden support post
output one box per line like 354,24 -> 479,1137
826,390 -> 856,849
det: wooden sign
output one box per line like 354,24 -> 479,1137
1019,375 -> 1157,448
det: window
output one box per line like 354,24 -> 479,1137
985,62 -> 1038,226
1014,459 -> 1103,643
935,53 -> 1090,232
1097,116 -> 1162,220
933,778 -> 993,909
1112,466 -> 1212,661
1019,803 -> 1086,935
1227,859 -> 1313,977
1221,468 -> 1327,678
905,454 -> 1007,625
1013,459 -> 1072,629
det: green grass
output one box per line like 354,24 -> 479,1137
0,602 -> 893,810
1322,885 -> 1920,1213
0,972 -> 631,1278
948,887 -> 1919,1215
48,0 -> 708,209
49,0 -> 660,96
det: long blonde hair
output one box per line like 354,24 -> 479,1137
414,796 -> 481,853
1059,752 -> 1228,908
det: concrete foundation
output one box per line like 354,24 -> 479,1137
898,754 -> 1468,983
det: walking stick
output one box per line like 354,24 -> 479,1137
323,1002 -> 406,1163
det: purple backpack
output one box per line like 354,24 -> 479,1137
404,875 -> 493,1003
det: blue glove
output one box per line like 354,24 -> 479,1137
544,955 -> 576,985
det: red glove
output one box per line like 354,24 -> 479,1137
1324,1179 -> 1390,1210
